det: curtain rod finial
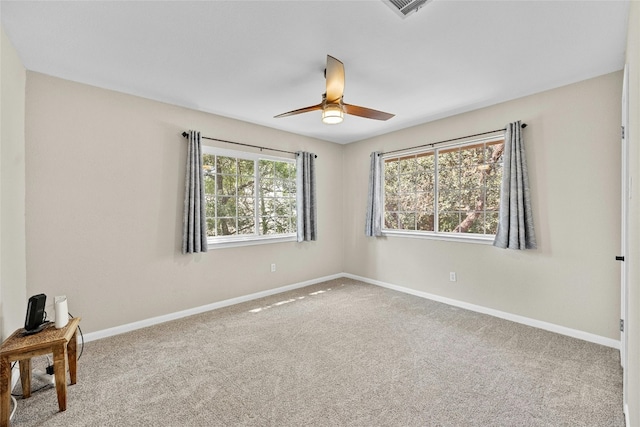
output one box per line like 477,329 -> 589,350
521,123 -> 527,128
182,131 -> 188,138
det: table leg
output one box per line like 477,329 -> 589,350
67,328 -> 77,385
19,358 -> 31,398
1,357 -> 10,427
52,344 -> 67,412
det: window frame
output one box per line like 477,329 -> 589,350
381,135 -> 505,244
201,146 -> 297,249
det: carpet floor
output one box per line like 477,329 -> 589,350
10,278 -> 624,426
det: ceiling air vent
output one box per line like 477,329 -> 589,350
382,0 -> 432,19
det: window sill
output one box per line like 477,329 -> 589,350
382,230 -> 495,245
207,234 -> 297,250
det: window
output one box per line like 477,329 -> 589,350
383,136 -> 504,240
202,147 -> 296,246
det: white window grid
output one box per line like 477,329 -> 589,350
381,135 -> 504,239
202,146 -> 296,246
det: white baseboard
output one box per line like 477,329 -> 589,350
344,273 -> 621,349
624,403 -> 630,427
83,273 -> 343,342
84,272 -> 620,350
11,365 -> 20,392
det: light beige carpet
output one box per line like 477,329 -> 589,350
11,278 -> 624,426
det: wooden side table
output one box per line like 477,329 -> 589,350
0,317 -> 80,427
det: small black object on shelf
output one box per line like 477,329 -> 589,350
23,294 -> 47,335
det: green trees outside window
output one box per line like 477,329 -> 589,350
258,159 -> 297,235
384,138 -> 504,236
202,151 -> 296,239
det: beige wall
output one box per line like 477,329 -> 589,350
624,0 -> 639,424
344,71 -> 623,341
25,72 -> 345,334
0,26 -> 27,340
24,70 -> 625,341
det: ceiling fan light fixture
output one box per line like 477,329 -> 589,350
275,55 -> 393,123
322,104 -> 343,125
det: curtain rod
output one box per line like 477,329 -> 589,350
181,132 -> 316,158
379,123 -> 527,157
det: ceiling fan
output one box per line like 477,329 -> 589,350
274,55 -> 395,125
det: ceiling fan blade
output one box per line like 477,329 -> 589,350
343,103 -> 395,121
325,55 -> 345,103
274,103 -> 323,118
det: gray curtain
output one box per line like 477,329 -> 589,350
296,151 -> 317,242
182,130 -> 208,254
365,151 -> 383,237
493,121 -> 536,250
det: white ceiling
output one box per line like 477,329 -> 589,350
1,0 -> 630,144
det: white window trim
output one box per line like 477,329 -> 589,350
381,134 -> 504,243
207,234 -> 297,250
382,230 -> 495,245
201,145 -> 296,249
201,146 -> 294,163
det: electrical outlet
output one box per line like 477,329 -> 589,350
271,263 -> 276,272
449,272 -> 457,282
